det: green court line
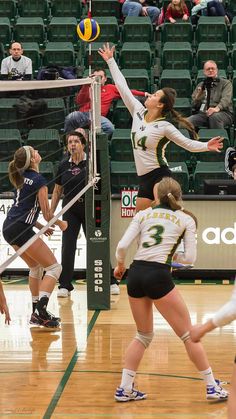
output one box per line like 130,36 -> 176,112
42,310 -> 100,419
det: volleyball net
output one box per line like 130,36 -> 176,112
0,76 -> 111,310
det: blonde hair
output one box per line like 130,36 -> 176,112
9,146 -> 33,189
169,0 -> 187,14
154,177 -> 198,227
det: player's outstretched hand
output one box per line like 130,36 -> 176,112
207,136 -> 224,152
98,43 -> 115,62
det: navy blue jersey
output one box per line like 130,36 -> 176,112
7,170 -> 47,224
56,157 -> 86,203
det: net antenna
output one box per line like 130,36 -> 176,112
0,76 -> 101,275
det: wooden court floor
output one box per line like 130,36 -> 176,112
0,281 -> 235,419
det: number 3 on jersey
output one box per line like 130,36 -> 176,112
142,225 -> 164,248
131,132 -> 147,151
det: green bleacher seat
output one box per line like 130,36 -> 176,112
233,70 -> 236,100
0,162 -> 12,193
83,42 -> 116,68
51,0 -> 82,18
21,43 -> 41,75
26,129 -> 63,162
18,0 -> 50,21
231,44 -> 236,72
110,129 -> 133,161
193,161 -> 228,194
195,16 -> 227,44
228,0 -> 236,16
43,42 -> 76,67
93,17 -> 120,44
0,129 -> 22,161
121,69 -> 150,92
90,0 -> 121,19
0,43 -> 5,61
174,98 -> 192,117
161,22 -> 193,44
196,129 -> 230,162
169,162 -> 190,193
0,99 -> 18,129
110,161 -> 138,194
196,69 -> 227,85
119,42 -> 152,69
39,161 -> 55,193
230,16 -> 236,44
43,98 -> 66,130
161,42 -> 193,71
160,69 -> 192,98
14,17 -> 46,45
47,17 -> 78,44
165,129 -> 191,163
196,42 -> 228,70
122,17 -> 153,43
0,18 -> 11,47
0,1 -> 17,22
112,99 -> 132,128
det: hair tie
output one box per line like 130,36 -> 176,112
167,192 -> 172,198
16,145 -> 31,174
181,207 -> 184,211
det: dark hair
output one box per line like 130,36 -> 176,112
160,87 -> 198,140
92,68 -> 107,77
65,131 -> 87,147
156,177 -> 198,227
9,146 -> 33,189
10,41 -> 23,50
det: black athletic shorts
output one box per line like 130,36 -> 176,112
127,260 -> 175,299
3,218 -> 36,247
138,166 -> 173,200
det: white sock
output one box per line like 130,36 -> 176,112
120,368 -> 136,391
32,296 -> 39,303
200,367 -> 216,386
39,291 -> 51,300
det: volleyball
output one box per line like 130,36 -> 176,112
77,18 -> 100,42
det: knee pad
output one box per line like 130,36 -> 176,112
29,265 -> 44,280
135,331 -> 154,349
44,263 -> 62,281
181,331 -> 190,343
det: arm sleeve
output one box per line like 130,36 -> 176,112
217,80 -> 233,111
183,5 -> 190,16
107,57 -> 144,115
0,58 -> 8,75
115,214 -> 141,263
164,123 -> 208,152
174,216 -> 197,265
165,5 -> 172,20
25,58 -> 32,75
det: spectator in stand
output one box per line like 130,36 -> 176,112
191,0 -> 230,25
188,60 -> 233,130
165,0 -> 189,23
122,0 -> 160,24
0,42 -> 32,80
64,68 -> 147,137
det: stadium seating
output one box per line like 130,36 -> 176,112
0,99 -> 18,129
43,42 -> 76,67
193,161 -> 228,194
90,0 -> 121,19
112,99 -> 132,129
51,0 -> 82,18
17,0 -> 50,21
165,129 -> 191,163
21,42 -> 41,75
230,16 -> 236,44
93,17 -> 120,44
174,98 -> 192,117
160,69 -> 192,97
14,17 -> 46,45
196,129 -> 230,162
83,42 -> 116,68
39,161 -> 55,193
42,98 -> 66,130
26,129 -> 63,162
195,16 -> 228,44
161,22 -> 193,44
0,18 -> 11,47
119,42 -> 153,69
110,161 -> 138,194
0,1 -> 17,22
169,162 -> 190,194
0,129 -> 22,161
110,129 -> 133,162
121,16 -> 153,43
161,42 -> 193,71
121,69 -> 150,92
0,43 -> 5,61
47,17 -> 78,44
196,42 -> 228,70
